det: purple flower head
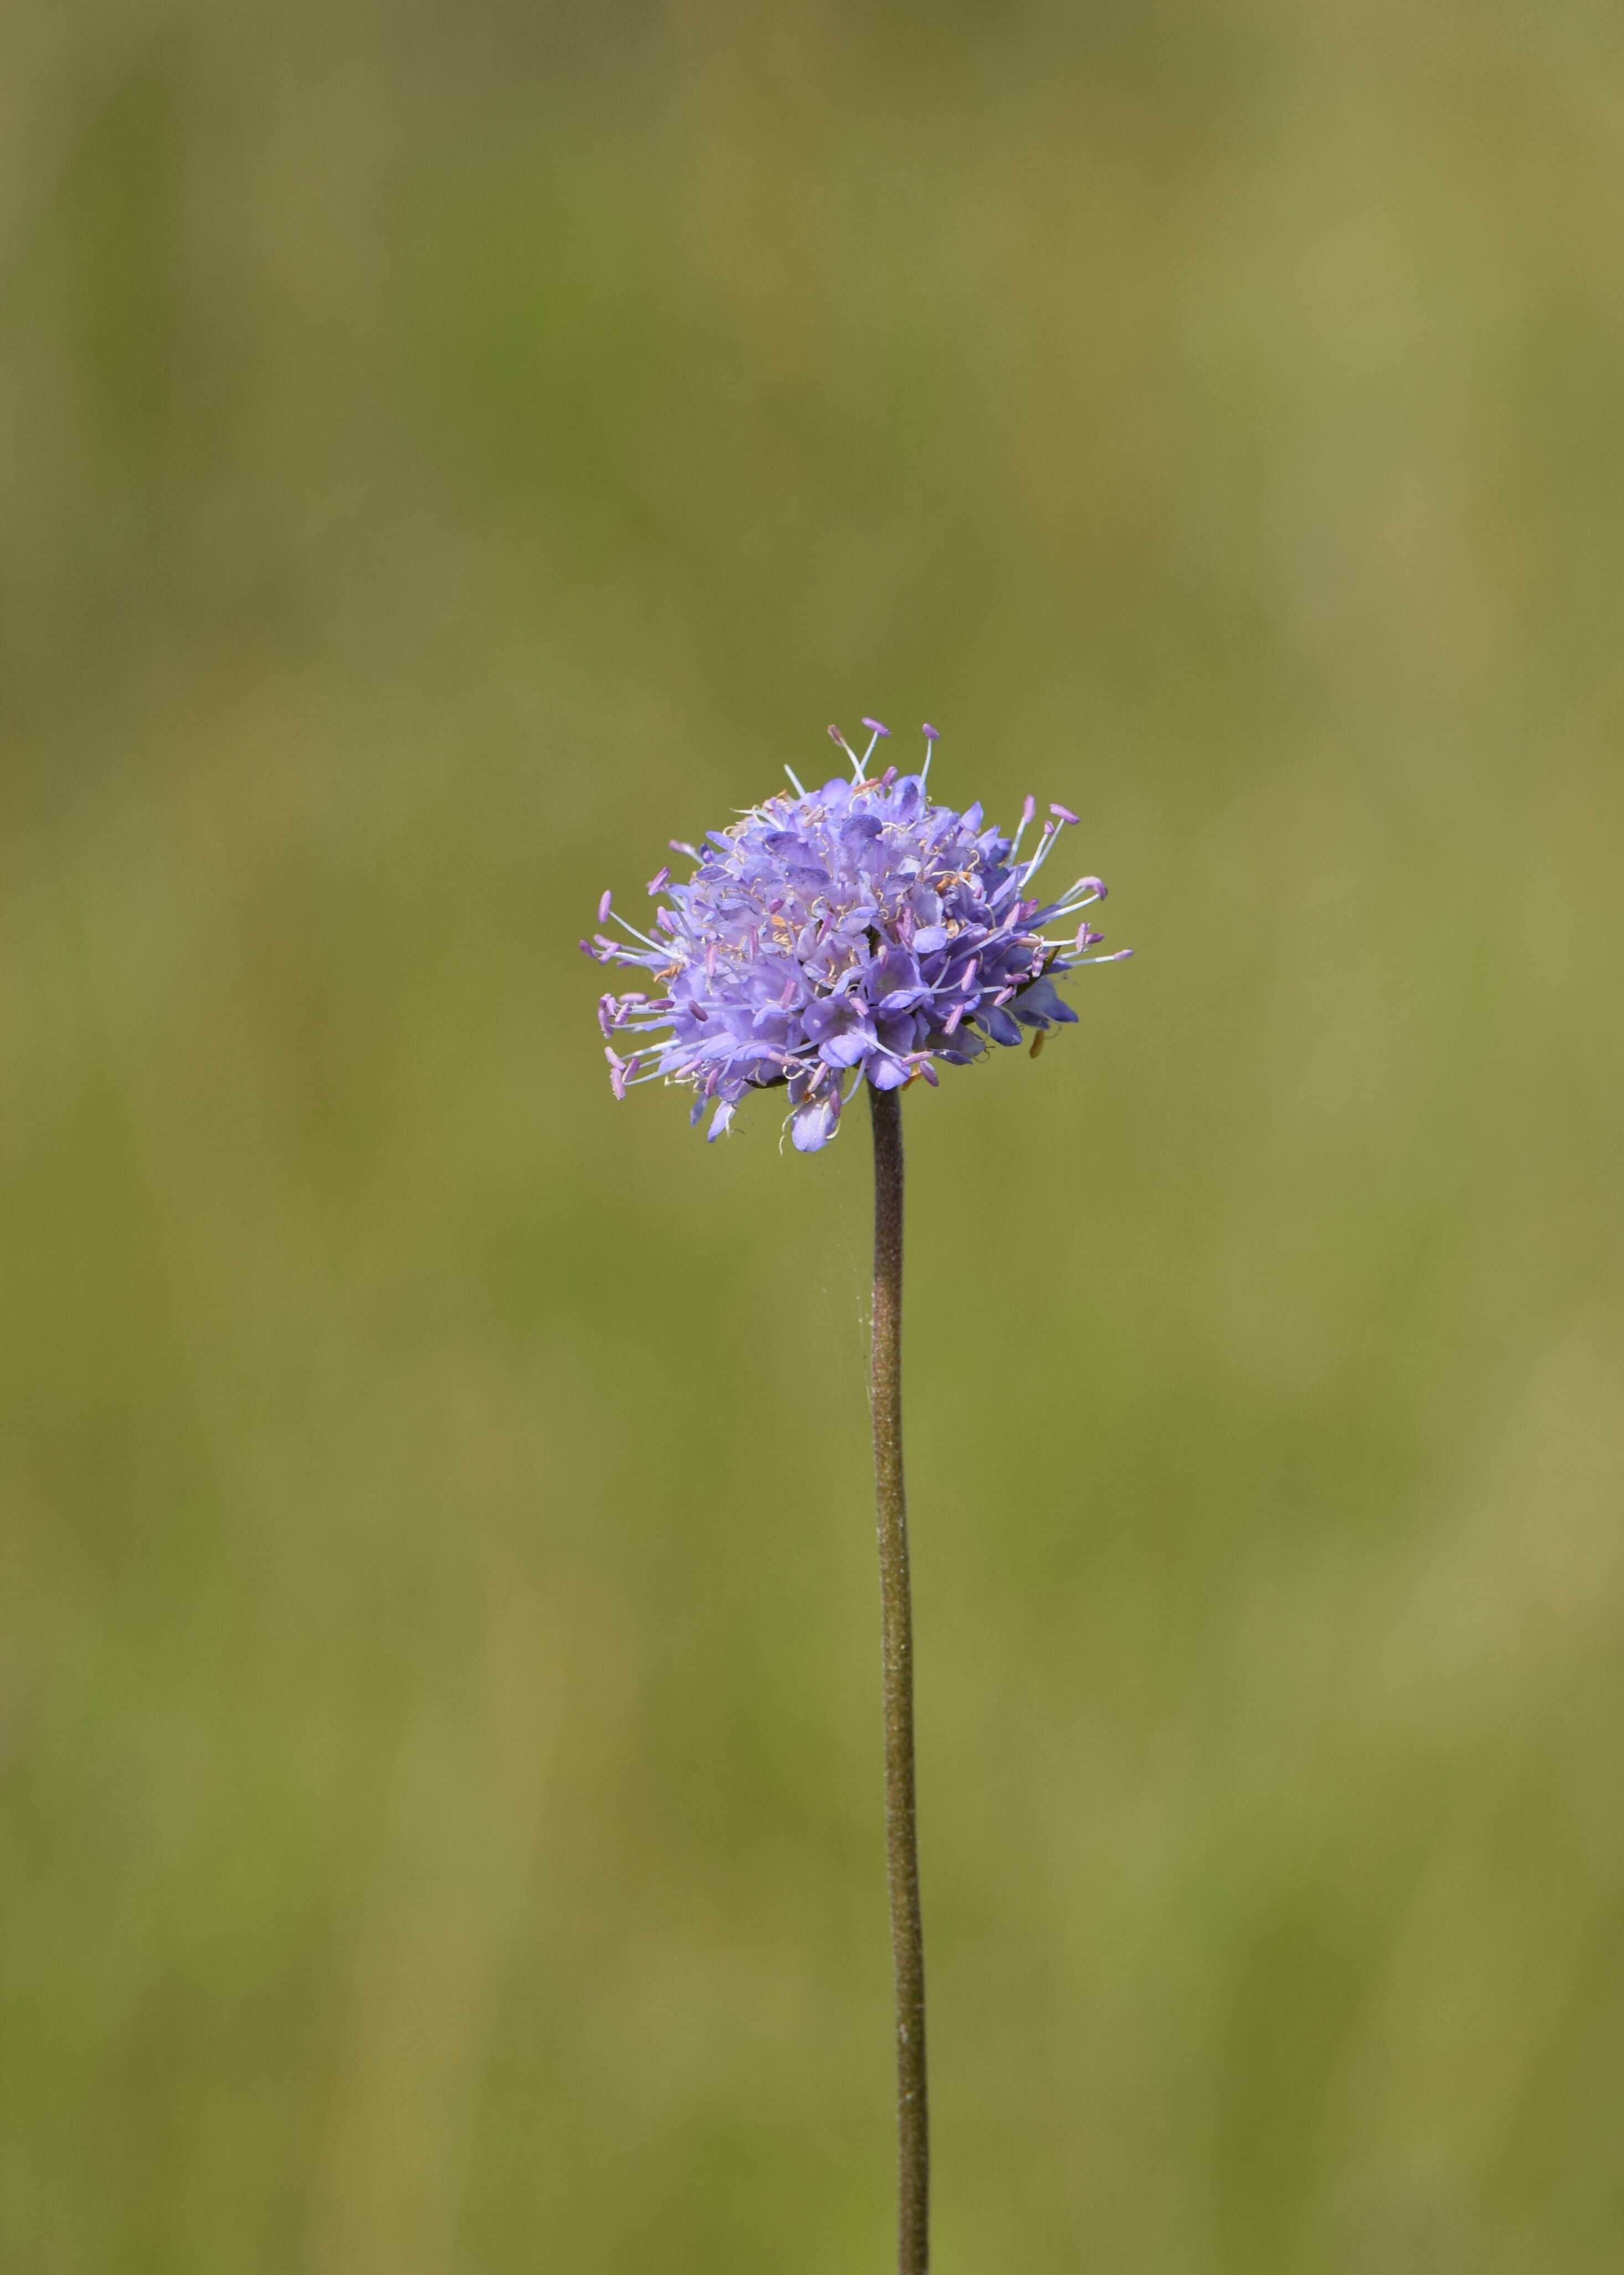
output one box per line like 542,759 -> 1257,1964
583,723 -> 1129,1150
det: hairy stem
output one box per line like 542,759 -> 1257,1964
869,1081 -> 928,2274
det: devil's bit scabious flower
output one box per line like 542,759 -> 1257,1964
585,718 -> 1131,2274
581,720 -> 1130,1150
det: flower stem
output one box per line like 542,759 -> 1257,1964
868,1082 -> 929,2274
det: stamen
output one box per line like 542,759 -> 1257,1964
609,910 -> 665,950
1020,820 -> 1061,888
1042,886 -> 1105,926
829,724 -> 865,780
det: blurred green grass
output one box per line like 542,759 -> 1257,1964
3,1 -> 1624,2268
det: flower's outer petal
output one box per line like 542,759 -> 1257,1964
801,995 -> 849,1044
804,994 -> 878,1068
1011,975 -> 1075,1027
791,1095 -> 840,1151
821,1028 -> 875,1069
979,1005 -> 1023,1047
707,1101 -> 735,1142
870,946 -> 923,1002
867,1054 -> 910,1090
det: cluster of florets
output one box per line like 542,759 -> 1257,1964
580,720 -> 1130,1152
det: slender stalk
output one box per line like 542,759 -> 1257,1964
868,1081 -> 928,2274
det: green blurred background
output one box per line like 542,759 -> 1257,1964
4,1 -> 1623,2268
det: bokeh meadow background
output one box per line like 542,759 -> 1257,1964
4,1 -> 1624,2268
